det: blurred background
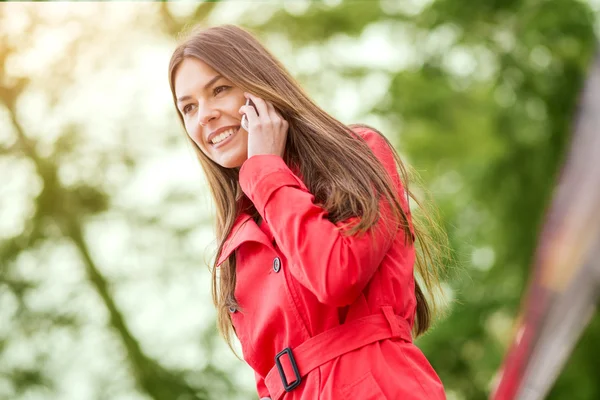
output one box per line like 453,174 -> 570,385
1,1 -> 599,399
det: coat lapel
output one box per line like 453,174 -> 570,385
216,212 -> 273,266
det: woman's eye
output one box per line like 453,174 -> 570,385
182,104 -> 194,115
213,85 -> 230,96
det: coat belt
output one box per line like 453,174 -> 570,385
264,306 -> 413,400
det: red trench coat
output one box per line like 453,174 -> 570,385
216,127 -> 445,399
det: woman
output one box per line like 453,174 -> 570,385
168,24 -> 447,400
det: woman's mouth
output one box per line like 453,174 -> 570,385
211,126 -> 240,148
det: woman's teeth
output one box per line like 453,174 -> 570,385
211,128 -> 236,144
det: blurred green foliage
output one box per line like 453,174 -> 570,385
1,1 -> 598,399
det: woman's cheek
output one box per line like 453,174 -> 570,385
186,123 -> 200,145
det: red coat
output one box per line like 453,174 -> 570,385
217,127 -> 445,399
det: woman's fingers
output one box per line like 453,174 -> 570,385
243,94 -> 288,158
244,92 -> 270,122
242,93 -> 288,137
265,101 -> 281,125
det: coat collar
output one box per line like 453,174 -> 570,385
215,205 -> 273,267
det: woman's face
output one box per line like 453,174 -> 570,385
174,57 -> 248,168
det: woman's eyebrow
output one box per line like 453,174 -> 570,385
177,75 -> 223,103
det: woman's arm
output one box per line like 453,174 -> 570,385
239,129 -> 409,307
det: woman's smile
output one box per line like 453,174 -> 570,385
210,126 -> 242,149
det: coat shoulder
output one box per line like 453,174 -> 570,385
347,123 -> 392,150
348,124 -> 397,168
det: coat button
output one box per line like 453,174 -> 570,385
228,306 -> 237,313
273,257 -> 281,273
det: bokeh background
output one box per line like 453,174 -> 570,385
1,1 -> 599,399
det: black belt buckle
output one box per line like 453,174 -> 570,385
275,347 -> 301,392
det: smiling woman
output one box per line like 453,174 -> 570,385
167,24 -> 448,400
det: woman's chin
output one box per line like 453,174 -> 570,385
217,153 -> 247,169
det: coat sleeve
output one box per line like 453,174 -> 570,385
239,128 -> 411,307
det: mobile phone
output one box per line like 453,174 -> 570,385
241,98 -> 257,131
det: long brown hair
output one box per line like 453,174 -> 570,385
168,24 -> 448,350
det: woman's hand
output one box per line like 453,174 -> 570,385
239,92 -> 288,159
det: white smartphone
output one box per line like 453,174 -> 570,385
241,98 -> 257,131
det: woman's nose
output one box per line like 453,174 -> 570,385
198,108 -> 219,126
